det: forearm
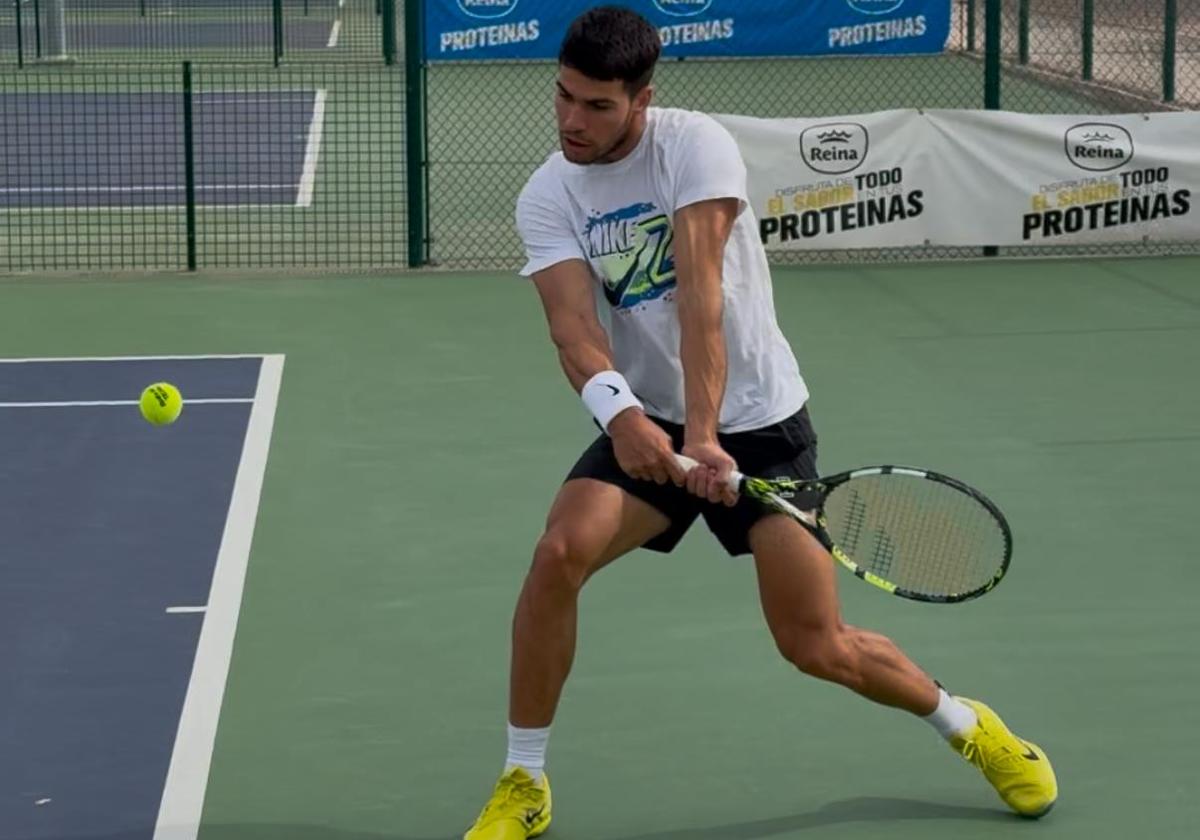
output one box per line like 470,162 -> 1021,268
677,275 -> 726,443
557,324 -> 648,438
552,318 -> 617,394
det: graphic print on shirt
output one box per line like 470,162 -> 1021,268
584,202 -> 677,312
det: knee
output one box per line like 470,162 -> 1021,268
775,626 -> 858,685
528,531 -> 592,594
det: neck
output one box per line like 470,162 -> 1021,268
596,111 -> 649,164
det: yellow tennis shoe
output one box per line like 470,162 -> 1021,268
951,697 -> 1058,818
463,767 -> 552,840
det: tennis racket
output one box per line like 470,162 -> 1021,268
674,455 -> 1012,603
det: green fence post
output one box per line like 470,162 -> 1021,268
382,0 -> 398,64
966,0 -> 976,52
984,0 -> 1001,109
33,0 -> 41,59
273,0 -> 284,67
139,0 -> 146,17
1164,0 -> 1177,102
983,0 -> 1001,257
1018,0 -> 1029,64
14,0 -> 24,68
404,0 -> 428,267
1082,0 -> 1094,81
182,61 -> 198,271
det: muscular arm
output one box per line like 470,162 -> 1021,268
529,259 -> 615,393
673,197 -> 738,445
529,259 -> 685,486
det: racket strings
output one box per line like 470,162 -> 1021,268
822,475 -> 1008,598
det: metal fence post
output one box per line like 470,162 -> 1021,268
984,0 -> 1001,109
1082,0 -> 1094,81
966,0 -> 976,52
33,0 -> 41,59
1018,0 -> 1030,65
983,0 -> 1001,257
382,0 -> 398,65
14,0 -> 24,67
1164,0 -> 1177,102
404,0 -> 428,267
273,0 -> 284,67
183,61 -> 198,271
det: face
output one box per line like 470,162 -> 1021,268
555,65 -> 652,165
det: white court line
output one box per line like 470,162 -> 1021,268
166,607 -> 207,615
0,184 -> 297,195
153,354 -> 285,840
327,19 -> 341,49
0,399 -> 254,408
0,354 -> 271,363
295,89 -> 328,208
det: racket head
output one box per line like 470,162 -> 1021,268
676,455 -> 1012,603
813,466 -> 1013,603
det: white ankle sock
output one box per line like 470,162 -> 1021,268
505,723 -> 551,781
923,689 -> 978,740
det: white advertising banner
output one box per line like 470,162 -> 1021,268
713,109 -> 1200,248
714,110 -> 939,249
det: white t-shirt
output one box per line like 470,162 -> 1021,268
515,107 -> 808,434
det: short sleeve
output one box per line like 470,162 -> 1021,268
668,113 -> 749,214
515,169 -> 586,277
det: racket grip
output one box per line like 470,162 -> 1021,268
673,454 -> 744,494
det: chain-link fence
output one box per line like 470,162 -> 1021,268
426,55 -> 993,268
0,62 -> 406,270
0,0 -> 398,65
426,1 -> 1198,269
2,1 -> 1197,272
959,0 -> 1198,110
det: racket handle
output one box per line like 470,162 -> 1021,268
673,454 -> 744,494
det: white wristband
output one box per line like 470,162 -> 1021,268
581,370 -> 643,433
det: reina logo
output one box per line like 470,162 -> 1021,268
456,0 -> 519,20
847,0 -> 906,15
800,122 -> 869,174
653,0 -> 714,18
1065,123 -> 1134,171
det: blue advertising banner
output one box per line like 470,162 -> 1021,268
427,1 -> 951,62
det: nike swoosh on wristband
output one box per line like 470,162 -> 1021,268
604,384 -> 620,396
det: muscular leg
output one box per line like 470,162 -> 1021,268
749,513 -> 939,715
510,478 -> 671,728
749,513 -> 1058,818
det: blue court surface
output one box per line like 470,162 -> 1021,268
0,355 -> 283,840
0,91 -> 326,209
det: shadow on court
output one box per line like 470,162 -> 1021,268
32,797 -> 1006,840
606,796 -> 1013,840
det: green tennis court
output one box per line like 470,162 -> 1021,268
3,254 -> 1197,839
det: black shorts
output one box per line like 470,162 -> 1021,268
565,405 -> 820,557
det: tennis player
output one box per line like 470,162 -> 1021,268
464,8 -> 1057,839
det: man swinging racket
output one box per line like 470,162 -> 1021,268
464,7 -> 1058,839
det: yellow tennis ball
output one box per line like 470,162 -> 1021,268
140,382 -> 183,426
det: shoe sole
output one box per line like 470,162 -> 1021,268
1017,799 -> 1056,820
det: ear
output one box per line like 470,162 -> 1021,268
633,84 -> 654,114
